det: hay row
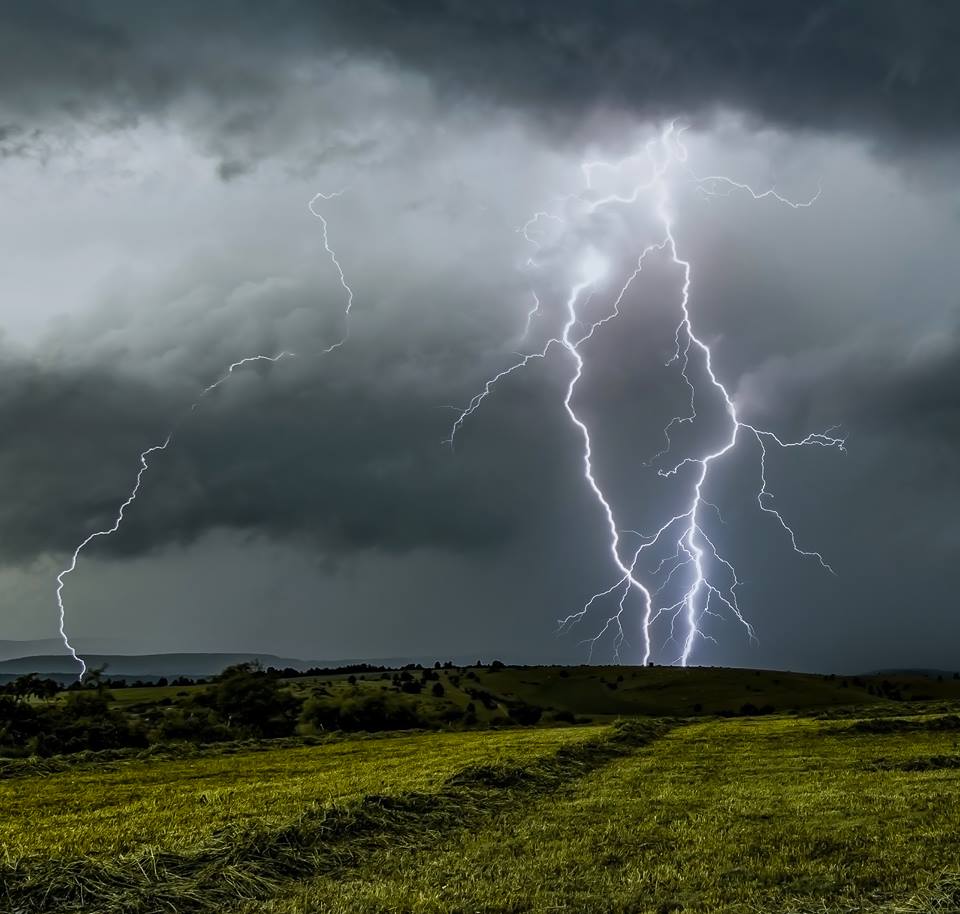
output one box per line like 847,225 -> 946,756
1,720 -> 669,913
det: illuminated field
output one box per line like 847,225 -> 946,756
0,726 -> 602,861
4,695 -> 960,913
255,714 -> 960,914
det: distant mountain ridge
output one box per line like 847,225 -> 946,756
0,638 -> 126,662
0,651 -> 500,682
0,652 -> 323,679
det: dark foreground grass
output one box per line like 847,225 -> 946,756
0,721 -> 667,914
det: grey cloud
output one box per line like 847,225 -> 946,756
1,2 -> 959,173
317,1 -> 960,144
0,351 -> 489,562
736,327 -> 960,442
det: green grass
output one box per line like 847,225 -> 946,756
469,664 -> 960,717
0,726 -> 603,861
107,684 -> 204,706
0,722 -> 658,914
7,666 -> 960,914
251,713 -> 960,914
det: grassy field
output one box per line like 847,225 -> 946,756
261,714 -> 960,914
0,726 -> 603,860
4,667 -> 960,913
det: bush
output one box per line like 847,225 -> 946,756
156,707 -> 232,743
301,692 -> 431,733
28,690 -> 148,756
203,663 -> 302,738
507,703 -> 542,726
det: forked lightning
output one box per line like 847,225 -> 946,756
449,122 -> 844,665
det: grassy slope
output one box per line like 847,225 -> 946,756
470,664 -> 960,716
0,727 -> 603,861
105,665 -> 960,721
254,714 -> 960,914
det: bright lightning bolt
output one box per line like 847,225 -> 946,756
449,121 -> 845,666
56,189 -> 357,679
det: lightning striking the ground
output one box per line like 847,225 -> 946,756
55,191 -> 356,678
449,122 -> 844,666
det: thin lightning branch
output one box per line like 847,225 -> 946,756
518,211 -> 565,269
308,189 -> 355,353
197,352 -> 295,400
56,438 -> 171,680
57,190 -> 358,679
521,291 -> 541,339
54,352 -> 293,680
450,121 -> 844,666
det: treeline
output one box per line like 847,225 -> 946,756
0,673 -> 147,756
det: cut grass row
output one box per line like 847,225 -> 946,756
1,721 -> 667,914
251,714 -> 960,914
0,726 -> 604,861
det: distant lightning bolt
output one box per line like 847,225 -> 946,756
450,121 -> 844,666
55,438 -> 171,680
308,189 -> 355,353
54,352 -> 293,679
197,352 -> 295,400
56,189 -> 356,678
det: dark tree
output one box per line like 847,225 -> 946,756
207,663 -> 301,738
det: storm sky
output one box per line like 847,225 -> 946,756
1,2 -> 958,672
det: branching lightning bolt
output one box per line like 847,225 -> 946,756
449,122 -> 844,666
56,190 -> 356,678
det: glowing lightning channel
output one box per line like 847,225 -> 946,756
450,121 -> 844,666
56,189 -> 358,678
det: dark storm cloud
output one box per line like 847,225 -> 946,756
737,327 -> 960,443
317,1 -> 960,145
2,1 -> 959,167
0,348 -> 571,564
